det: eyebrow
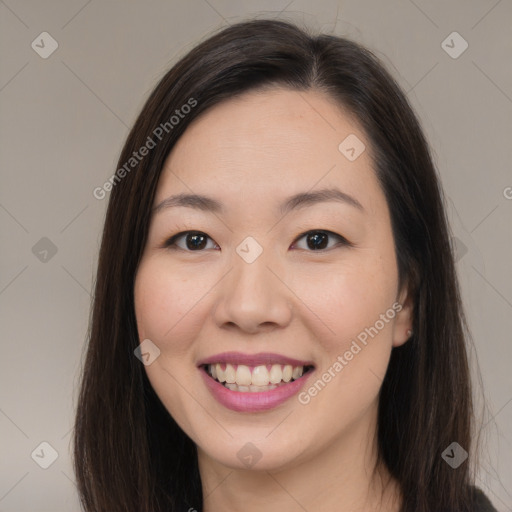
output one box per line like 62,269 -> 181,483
152,187 -> 364,215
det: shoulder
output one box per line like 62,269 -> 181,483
469,486 -> 498,512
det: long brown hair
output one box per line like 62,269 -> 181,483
73,18 -> 482,511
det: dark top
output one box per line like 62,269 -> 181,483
472,486 -> 498,512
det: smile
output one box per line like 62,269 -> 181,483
205,363 -> 313,392
198,352 -> 315,412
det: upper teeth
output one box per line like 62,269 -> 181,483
209,363 -> 304,386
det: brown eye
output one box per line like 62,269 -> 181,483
164,229 -> 350,252
165,231 -> 218,251
291,230 -> 349,251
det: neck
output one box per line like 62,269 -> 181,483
197,403 -> 402,512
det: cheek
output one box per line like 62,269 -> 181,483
293,253 -> 398,352
134,260 -> 204,428
134,260 -> 204,358
296,261 -> 398,423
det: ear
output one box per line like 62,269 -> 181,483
392,283 -> 414,348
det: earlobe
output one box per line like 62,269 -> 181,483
392,286 -> 414,348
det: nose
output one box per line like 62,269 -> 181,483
213,250 -> 293,334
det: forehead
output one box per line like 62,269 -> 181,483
156,88 -> 381,214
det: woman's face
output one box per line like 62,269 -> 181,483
134,88 -> 412,473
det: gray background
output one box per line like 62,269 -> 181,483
0,1 -> 511,511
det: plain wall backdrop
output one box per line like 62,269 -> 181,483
0,1 -> 511,511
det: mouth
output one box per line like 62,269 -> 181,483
202,362 -> 315,392
198,352 -> 315,412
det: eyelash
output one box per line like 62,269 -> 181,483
162,229 -> 352,252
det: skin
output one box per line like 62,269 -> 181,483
134,87 -> 413,512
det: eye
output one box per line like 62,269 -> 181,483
163,229 -> 351,252
164,231 -> 219,252
291,230 -> 351,251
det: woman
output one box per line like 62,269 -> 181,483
73,18 -> 497,512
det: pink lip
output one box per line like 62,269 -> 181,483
197,351 -> 313,367
199,367 -> 314,413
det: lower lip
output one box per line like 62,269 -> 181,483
200,368 -> 313,412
